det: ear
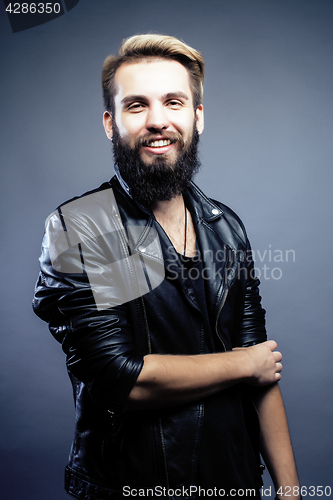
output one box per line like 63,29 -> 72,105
195,104 -> 204,135
103,111 -> 113,140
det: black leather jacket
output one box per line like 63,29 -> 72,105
33,176 -> 266,499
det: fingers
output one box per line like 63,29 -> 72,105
274,345 -> 283,377
273,359 -> 283,384
261,341 -> 283,384
275,359 -> 283,380
266,340 -> 283,366
273,350 -> 282,362
265,339 -> 278,351
276,362 -> 283,373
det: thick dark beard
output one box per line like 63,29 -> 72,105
112,123 -> 201,206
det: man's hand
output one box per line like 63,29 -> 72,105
233,340 -> 283,386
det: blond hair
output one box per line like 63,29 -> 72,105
102,34 -> 204,113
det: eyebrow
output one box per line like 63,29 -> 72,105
121,91 -> 190,105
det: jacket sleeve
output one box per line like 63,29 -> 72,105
233,232 -> 267,348
215,202 -> 267,348
237,242 -> 267,347
33,207 -> 144,413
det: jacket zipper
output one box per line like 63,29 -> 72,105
214,246 -> 237,351
214,287 -> 228,352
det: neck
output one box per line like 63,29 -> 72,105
151,195 -> 185,223
151,195 -> 197,257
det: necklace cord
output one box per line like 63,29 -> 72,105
184,201 -> 187,256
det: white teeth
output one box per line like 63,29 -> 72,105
148,139 -> 171,148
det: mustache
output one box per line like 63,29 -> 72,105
135,131 -> 184,148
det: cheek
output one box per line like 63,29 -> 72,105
181,123 -> 196,145
118,116 -> 146,141
174,113 -> 196,137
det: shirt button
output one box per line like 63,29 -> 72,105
212,209 -> 219,215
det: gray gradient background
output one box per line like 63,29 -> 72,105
0,1 -> 332,499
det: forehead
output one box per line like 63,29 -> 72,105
114,59 -> 192,102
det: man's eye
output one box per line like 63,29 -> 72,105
167,100 -> 182,108
128,103 -> 145,112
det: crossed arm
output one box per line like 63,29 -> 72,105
125,340 -> 300,498
126,340 -> 282,407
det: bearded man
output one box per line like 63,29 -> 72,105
33,34 -> 300,500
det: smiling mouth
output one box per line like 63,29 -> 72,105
145,139 -> 173,148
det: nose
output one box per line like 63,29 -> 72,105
145,102 -> 170,132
